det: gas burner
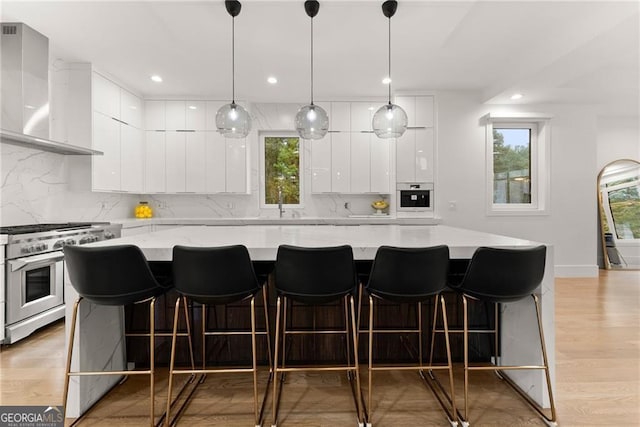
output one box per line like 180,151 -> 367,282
0,222 -> 100,235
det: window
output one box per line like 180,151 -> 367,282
484,114 -> 550,215
260,133 -> 302,207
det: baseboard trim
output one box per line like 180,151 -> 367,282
555,264 -> 599,278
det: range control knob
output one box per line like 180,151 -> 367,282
104,231 -> 115,240
53,240 -> 65,249
65,238 -> 77,246
21,245 -> 34,254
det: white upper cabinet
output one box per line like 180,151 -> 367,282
311,134 -> 332,193
395,95 -> 434,128
370,138 -> 390,193
331,133 -> 351,193
145,100 -> 165,131
165,101 -> 186,130
92,73 -> 120,119
185,101 -> 206,131
165,132 -> 186,193
205,132 -> 226,193
395,95 -> 435,183
330,102 -> 350,132
120,125 -> 144,192
350,132 -> 371,193
185,132 -> 206,192
350,102 -> 375,132
120,89 -> 142,128
145,131 -> 166,193
92,112 -> 121,191
226,138 -> 247,193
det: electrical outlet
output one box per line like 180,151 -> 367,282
448,201 -> 457,211
226,202 -> 234,209
344,202 -> 350,209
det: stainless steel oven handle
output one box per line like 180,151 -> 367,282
9,250 -> 65,272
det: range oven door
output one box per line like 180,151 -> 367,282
6,251 -> 64,325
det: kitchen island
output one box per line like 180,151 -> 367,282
64,224 -> 555,417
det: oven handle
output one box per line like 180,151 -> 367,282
9,251 -> 65,272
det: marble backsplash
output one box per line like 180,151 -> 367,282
0,103 -> 389,225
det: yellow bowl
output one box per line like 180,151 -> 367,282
371,200 -> 389,210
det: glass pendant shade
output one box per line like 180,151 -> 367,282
295,104 -> 329,140
372,103 -> 407,138
216,102 -> 251,138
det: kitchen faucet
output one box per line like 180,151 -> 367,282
278,187 -> 285,218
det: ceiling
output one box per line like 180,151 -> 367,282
2,1 -> 638,113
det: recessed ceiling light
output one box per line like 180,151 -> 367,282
150,75 -> 163,83
382,77 -> 392,85
188,105 -> 197,110
510,93 -> 523,100
267,76 -> 278,84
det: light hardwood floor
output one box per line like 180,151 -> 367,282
0,270 -> 638,426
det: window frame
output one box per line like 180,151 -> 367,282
484,114 -> 551,216
259,131 -> 304,209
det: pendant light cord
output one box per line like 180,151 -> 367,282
310,17 -> 314,105
232,16 -> 236,104
388,15 -> 391,105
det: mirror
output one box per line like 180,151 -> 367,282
598,159 -> 640,269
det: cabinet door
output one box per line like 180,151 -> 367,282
205,101 -> 225,131
415,128 -> 434,182
330,102 -> 350,132
226,138 -> 247,193
396,129 -> 416,183
350,102 -> 375,132
185,101 -> 206,131
165,132 -> 186,192
311,134 -> 331,193
165,101 -> 186,131
120,125 -> 144,192
120,89 -> 142,128
185,132 -> 206,192
205,132 -> 226,193
395,96 -> 416,128
145,131 -> 166,192
350,132 -> 370,193
92,73 -> 120,119
92,112 -> 121,191
371,138 -> 390,193
415,96 -> 434,128
331,133 -> 350,192
145,100 -> 165,131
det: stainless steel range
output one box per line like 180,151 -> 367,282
1,222 -> 121,344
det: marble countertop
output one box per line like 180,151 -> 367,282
0,235 -> 7,245
91,224 -> 544,261
112,216 -> 441,228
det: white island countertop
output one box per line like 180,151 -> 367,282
95,224 -> 542,261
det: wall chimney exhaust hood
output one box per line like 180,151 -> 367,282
1,23 -> 101,155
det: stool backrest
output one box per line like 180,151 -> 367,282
367,245 -> 449,299
275,245 -> 357,303
460,245 -> 546,302
64,245 -> 160,305
172,245 -> 259,301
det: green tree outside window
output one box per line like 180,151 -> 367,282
264,136 -> 300,205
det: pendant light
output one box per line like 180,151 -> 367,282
372,0 -> 407,139
216,0 -> 251,138
294,0 -> 329,140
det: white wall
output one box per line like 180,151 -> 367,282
436,91 -> 599,277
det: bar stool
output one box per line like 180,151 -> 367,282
363,245 -> 456,426
166,245 -> 272,426
62,245 -> 190,426
444,245 -> 557,426
272,245 -> 363,427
